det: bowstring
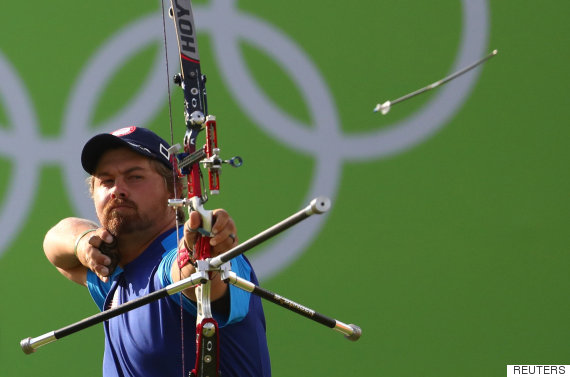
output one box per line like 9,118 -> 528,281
159,0 -> 186,375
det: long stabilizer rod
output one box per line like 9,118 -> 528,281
224,271 -> 361,341
210,196 -> 331,267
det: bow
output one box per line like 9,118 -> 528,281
163,0 -> 230,375
19,1 -> 362,372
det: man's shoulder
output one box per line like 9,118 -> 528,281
159,227 -> 180,254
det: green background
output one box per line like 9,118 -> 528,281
1,1 -> 568,376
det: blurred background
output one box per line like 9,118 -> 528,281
1,0 -> 568,376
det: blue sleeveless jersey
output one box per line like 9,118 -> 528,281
87,228 -> 271,377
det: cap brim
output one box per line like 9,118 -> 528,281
81,134 -> 154,174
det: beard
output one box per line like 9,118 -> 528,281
101,198 -> 154,236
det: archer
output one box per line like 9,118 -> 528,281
43,126 -> 271,376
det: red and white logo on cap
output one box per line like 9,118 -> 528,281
111,126 -> 137,137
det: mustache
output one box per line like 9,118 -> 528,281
103,198 -> 137,215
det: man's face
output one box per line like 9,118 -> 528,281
92,147 -> 173,236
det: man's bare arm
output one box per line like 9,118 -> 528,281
44,217 -> 114,286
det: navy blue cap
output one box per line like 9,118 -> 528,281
81,126 -> 173,174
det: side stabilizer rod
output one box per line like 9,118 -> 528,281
224,271 -> 362,341
20,271 -> 208,354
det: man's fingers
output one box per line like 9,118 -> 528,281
210,224 -> 237,247
96,269 -> 109,283
184,209 -> 237,257
184,212 -> 202,247
94,264 -> 109,277
211,209 -> 230,235
76,229 -> 116,282
188,211 -> 202,230
82,233 -> 117,282
87,236 -> 112,266
99,229 -> 114,244
87,234 -> 102,249
86,229 -> 114,247
87,250 -> 111,272
211,210 -> 236,247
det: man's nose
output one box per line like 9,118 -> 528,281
110,179 -> 128,199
